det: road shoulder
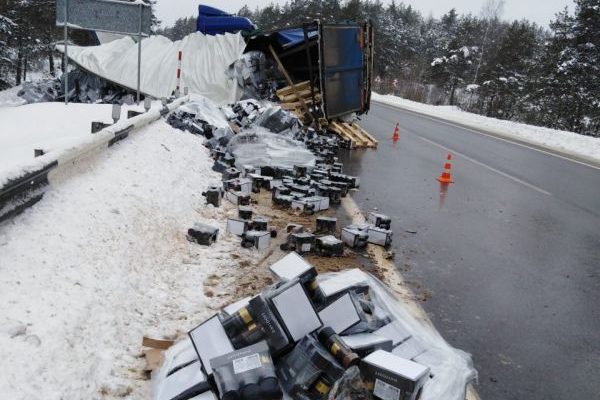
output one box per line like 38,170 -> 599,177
372,95 -> 600,170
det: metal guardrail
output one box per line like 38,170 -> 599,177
0,97 -> 188,225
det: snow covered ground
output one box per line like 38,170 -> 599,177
372,92 -> 600,165
0,119 -> 251,399
0,101 -> 160,177
0,85 -> 26,107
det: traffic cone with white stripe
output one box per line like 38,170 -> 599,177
437,153 -> 454,184
392,123 -> 400,142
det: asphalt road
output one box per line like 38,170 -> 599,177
339,102 -> 600,400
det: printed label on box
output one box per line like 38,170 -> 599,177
373,378 -> 401,400
301,243 -> 311,252
233,353 -> 262,374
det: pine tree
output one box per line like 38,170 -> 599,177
478,20 -> 539,118
533,1 -> 600,134
0,13 -> 16,89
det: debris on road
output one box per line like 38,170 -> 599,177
151,260 -> 476,400
157,95 -> 476,399
187,223 -> 219,246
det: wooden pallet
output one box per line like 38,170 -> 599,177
277,82 -> 321,122
276,79 -> 377,149
276,80 -> 311,98
329,120 -> 378,148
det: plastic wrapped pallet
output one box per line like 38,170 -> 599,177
316,269 -> 477,400
227,128 -> 316,170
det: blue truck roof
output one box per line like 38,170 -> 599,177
196,5 -> 255,35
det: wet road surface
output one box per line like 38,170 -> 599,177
339,102 -> 600,400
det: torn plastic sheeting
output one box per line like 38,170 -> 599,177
227,128 -> 315,170
227,50 -> 271,100
57,32 -> 246,104
318,269 -> 477,400
179,95 -> 231,129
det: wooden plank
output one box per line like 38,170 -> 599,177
329,121 -> 380,149
142,336 -> 175,350
276,80 -> 310,97
268,45 -> 312,120
280,94 -> 321,110
330,121 -> 367,147
352,123 -> 379,147
279,89 -> 312,103
340,122 -> 368,147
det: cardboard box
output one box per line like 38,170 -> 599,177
269,252 -> 317,283
249,216 -> 269,231
340,333 -> 393,358
269,280 -> 322,343
269,179 -> 283,190
368,212 -> 391,230
289,232 -> 315,254
223,167 -> 241,181
238,206 -> 253,220
222,297 -> 252,316
314,196 -> 330,211
273,193 -> 293,207
367,226 -> 393,247
315,216 -> 337,234
241,230 -> 271,250
291,198 -> 317,215
202,185 -> 222,208
248,295 -> 290,353
318,292 -> 362,334
188,315 -> 234,375
210,341 -> 281,400
187,223 -> 219,246
238,178 -> 253,194
224,190 -> 251,206
373,321 -> 412,347
361,350 -> 429,400
315,235 -> 344,257
341,227 -> 369,249
317,269 -> 370,299
226,218 -> 249,236
391,336 -> 427,360
277,335 -> 345,395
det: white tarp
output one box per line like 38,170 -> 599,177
58,32 -> 246,104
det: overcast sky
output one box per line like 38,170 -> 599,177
156,0 -> 572,28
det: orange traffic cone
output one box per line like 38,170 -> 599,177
437,153 -> 454,184
392,123 -> 400,141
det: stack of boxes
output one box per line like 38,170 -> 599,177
155,253 -> 431,400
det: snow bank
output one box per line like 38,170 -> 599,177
0,102 -> 118,174
0,98 -> 191,188
58,32 -> 246,104
0,119 -> 245,399
372,92 -> 600,165
0,85 -> 26,107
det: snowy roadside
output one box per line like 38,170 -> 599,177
0,120 -> 256,399
372,92 -> 600,166
0,85 -> 26,107
0,101 -> 163,177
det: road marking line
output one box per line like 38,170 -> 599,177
417,135 -> 553,196
375,102 -> 600,171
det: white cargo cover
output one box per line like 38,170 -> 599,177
58,32 -> 246,104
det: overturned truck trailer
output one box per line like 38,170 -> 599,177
246,21 -> 377,148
